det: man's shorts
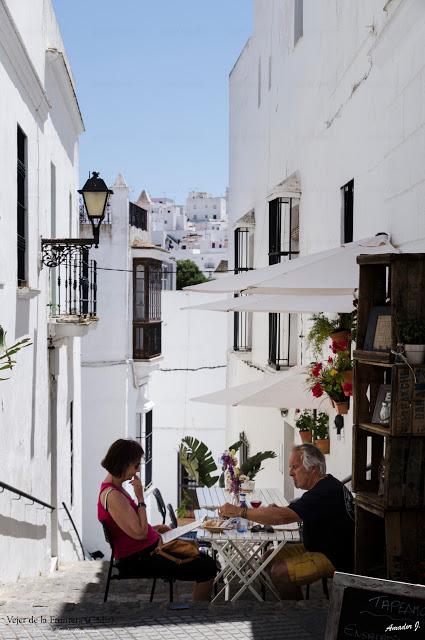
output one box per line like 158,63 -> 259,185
275,543 -> 335,585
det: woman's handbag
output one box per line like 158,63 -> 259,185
152,539 -> 200,565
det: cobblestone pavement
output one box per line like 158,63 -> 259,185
0,561 -> 329,639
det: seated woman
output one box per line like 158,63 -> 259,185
98,439 -> 217,601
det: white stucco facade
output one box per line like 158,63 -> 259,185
80,175 -> 177,557
0,0 -> 86,582
226,0 -> 425,491
149,291 -> 227,512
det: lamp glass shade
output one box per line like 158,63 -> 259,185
82,191 -> 108,219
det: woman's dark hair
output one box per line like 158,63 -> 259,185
101,439 -> 144,477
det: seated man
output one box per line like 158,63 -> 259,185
219,443 -> 354,599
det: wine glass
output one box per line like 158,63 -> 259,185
250,492 -> 262,509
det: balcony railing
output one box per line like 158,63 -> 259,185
133,321 -> 161,359
47,246 -> 97,319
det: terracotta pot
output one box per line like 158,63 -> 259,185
330,330 -> 351,345
342,370 -> 353,396
315,438 -> 330,455
299,430 -> 312,443
335,401 -> 349,415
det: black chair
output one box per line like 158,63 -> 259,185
167,503 -> 178,529
152,488 -> 167,524
101,522 -> 174,602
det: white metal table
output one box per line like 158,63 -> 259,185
197,523 -> 300,602
195,485 -> 298,602
196,486 -> 287,511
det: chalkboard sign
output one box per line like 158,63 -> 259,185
326,573 -> 425,639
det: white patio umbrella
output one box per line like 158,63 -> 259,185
184,234 -> 397,295
181,293 -> 355,314
191,366 -> 332,411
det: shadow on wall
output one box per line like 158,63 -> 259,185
0,513 -> 46,540
58,520 -> 83,561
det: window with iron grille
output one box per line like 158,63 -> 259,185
17,126 -> 27,285
136,411 -> 153,488
341,179 -> 354,244
133,259 -> 162,359
233,227 -> 253,351
268,197 -> 300,369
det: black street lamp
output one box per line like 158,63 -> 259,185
41,171 -> 113,268
78,171 -> 113,247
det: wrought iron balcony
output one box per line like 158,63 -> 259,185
44,242 -> 97,319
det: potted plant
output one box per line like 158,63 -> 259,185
307,360 -> 349,414
329,313 -> 353,346
176,490 -> 196,524
397,317 -> 425,365
331,349 -> 353,397
312,412 -> 330,454
295,410 -> 313,443
306,313 -> 354,357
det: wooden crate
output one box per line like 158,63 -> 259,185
353,361 -> 425,436
354,504 -> 386,578
355,505 -> 425,584
353,429 -> 425,508
356,253 -> 425,350
385,510 -> 425,583
392,365 -> 425,435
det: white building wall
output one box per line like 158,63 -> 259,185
149,292 -> 227,516
0,0 -> 84,582
227,0 -> 425,489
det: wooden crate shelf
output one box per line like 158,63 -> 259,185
353,253 -> 425,583
354,361 -> 425,436
352,427 -> 425,509
355,504 -> 425,583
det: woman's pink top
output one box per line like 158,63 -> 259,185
98,481 -> 160,559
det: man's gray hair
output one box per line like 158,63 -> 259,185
293,444 -> 327,475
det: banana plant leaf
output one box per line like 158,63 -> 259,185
179,436 -> 219,487
240,450 -> 277,480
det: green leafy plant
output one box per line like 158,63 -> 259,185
178,437 -> 219,487
312,412 -> 330,440
295,410 -> 315,432
176,489 -> 195,518
306,314 -> 340,356
179,435 -> 276,489
0,326 -> 31,381
398,318 -> 425,344
240,450 -> 276,480
306,313 -> 354,356
176,259 -> 209,289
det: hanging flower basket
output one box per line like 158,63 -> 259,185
342,370 -> 353,397
314,438 -> 330,454
329,330 -> 351,345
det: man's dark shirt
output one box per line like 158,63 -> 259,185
289,474 -> 354,572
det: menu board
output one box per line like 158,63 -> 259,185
326,573 -> 425,640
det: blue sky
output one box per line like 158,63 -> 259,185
53,0 -> 252,204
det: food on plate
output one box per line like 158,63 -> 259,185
203,518 -> 225,527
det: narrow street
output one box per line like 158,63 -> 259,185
0,561 -> 328,639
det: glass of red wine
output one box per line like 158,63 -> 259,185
250,493 -> 262,509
